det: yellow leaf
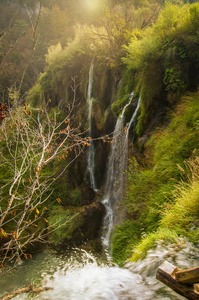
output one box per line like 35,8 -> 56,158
0,228 -> 7,239
56,198 -> 62,204
36,208 -> 39,215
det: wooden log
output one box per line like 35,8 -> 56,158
176,267 -> 199,285
156,261 -> 199,300
0,285 -> 33,300
30,286 -> 53,294
0,285 -> 53,300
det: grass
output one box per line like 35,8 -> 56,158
160,156 -> 199,244
112,91 -> 199,265
130,228 -> 179,262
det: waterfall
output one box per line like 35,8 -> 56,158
102,93 -> 141,249
125,96 -> 141,138
87,60 -> 97,191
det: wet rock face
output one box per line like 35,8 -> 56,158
78,201 -> 106,241
79,182 -> 96,205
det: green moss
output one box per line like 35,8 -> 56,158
48,206 -> 84,246
111,69 -> 136,116
69,188 -> 81,206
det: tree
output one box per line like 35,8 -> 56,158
0,77 -> 98,267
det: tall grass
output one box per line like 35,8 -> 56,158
160,156 -> 199,244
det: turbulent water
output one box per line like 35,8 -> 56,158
1,241 -> 199,299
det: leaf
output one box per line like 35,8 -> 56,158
0,228 -> 7,239
56,198 -> 62,204
12,231 -> 18,239
36,208 -> 39,215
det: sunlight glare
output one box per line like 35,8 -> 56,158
83,0 -> 103,14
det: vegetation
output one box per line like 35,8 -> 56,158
0,88 -> 95,266
111,2 -> 199,265
1,0 -> 199,273
112,92 -> 199,265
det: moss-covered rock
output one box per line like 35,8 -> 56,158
48,201 -> 105,248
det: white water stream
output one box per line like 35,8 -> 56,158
87,60 -> 97,191
101,94 -> 141,249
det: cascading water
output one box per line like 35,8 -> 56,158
87,60 -> 97,191
101,93 -> 141,250
125,96 -> 141,138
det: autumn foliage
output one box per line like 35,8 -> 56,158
0,103 -> 9,123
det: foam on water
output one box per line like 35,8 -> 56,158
38,261 -> 153,300
1,240 -> 199,299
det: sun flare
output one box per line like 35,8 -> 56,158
83,0 -> 103,14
